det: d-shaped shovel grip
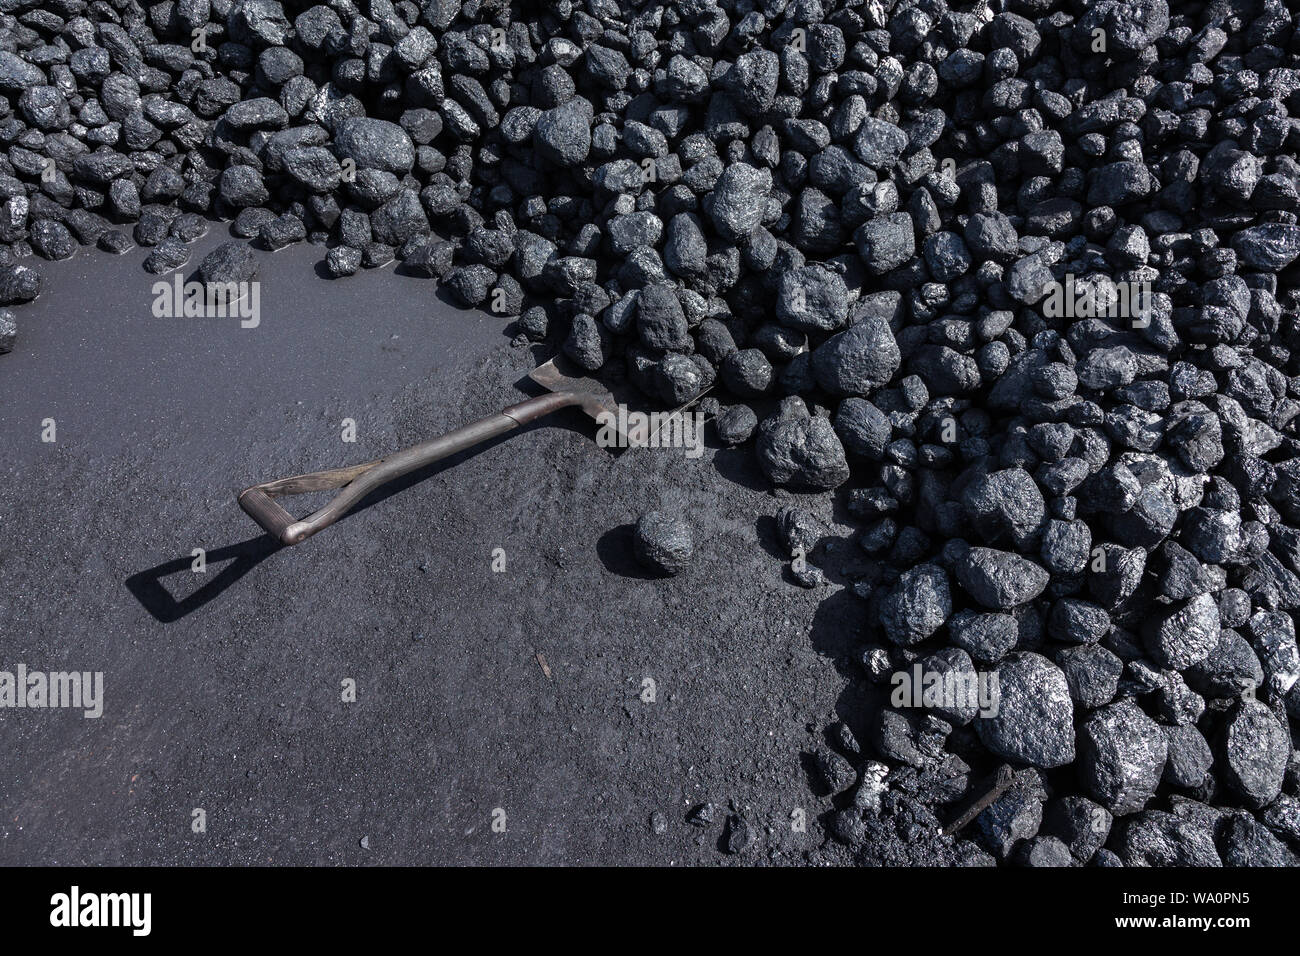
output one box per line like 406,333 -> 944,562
239,392 -> 586,546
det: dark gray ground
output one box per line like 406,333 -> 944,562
0,232 -> 864,865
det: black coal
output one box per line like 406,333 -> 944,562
3,0 -> 1300,866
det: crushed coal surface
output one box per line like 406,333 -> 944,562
3,0 -> 1300,866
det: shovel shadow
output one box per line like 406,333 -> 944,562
125,533 -> 280,624
125,395 -> 599,624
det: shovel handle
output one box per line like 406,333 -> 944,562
237,487 -> 301,543
239,392 -> 582,545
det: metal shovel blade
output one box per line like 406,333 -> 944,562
528,355 -> 710,447
527,355 -> 634,444
529,355 -> 620,413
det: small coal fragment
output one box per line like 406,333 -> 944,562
1143,594 -> 1220,669
722,813 -> 751,854
97,232 -> 135,255
686,803 -> 714,828
776,507 -> 827,557
0,309 -> 15,353
197,242 -> 258,286
974,653 -> 1075,769
1116,810 -> 1221,867
755,404 -> 850,491
0,262 -> 40,305
632,512 -> 694,577
143,238 -> 190,275
325,247 -> 362,279
1218,700 -> 1289,809
1042,796 -> 1112,864
715,405 -> 757,446
1162,724 -> 1213,791
1016,836 -> 1073,868
954,547 -> 1050,610
1219,814 -> 1299,867
30,221 -> 75,261
976,775 -> 1044,860
810,747 -> 857,796
880,564 -> 951,646
1079,701 -> 1168,816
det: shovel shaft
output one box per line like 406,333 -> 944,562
240,393 -> 582,545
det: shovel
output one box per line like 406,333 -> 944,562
238,357 -> 646,546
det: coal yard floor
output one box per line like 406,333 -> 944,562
0,235 -> 859,866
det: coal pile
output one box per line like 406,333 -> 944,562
4,0 -> 1300,866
